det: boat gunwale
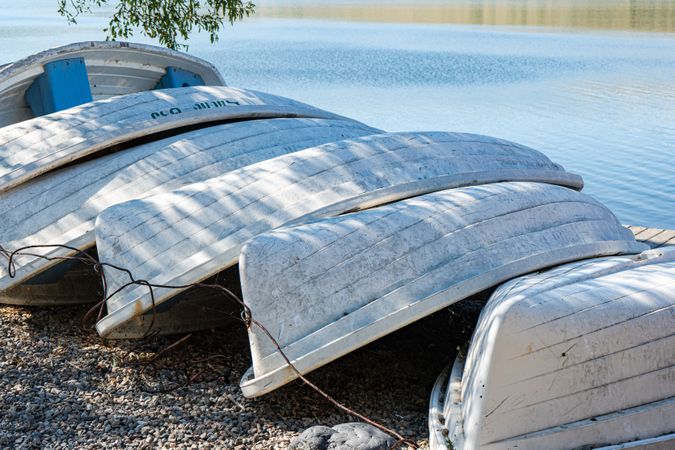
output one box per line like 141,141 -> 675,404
0,40 -> 226,88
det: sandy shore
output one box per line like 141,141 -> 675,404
0,297 -> 482,449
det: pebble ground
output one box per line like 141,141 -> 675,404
0,296 -> 484,449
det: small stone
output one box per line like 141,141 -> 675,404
289,423 -> 396,450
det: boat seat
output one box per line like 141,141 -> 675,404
24,57 -> 93,117
154,66 -> 205,89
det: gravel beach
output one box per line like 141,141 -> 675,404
0,294 -> 483,449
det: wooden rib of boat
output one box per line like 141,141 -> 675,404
428,241 -> 675,450
0,85 -> 352,194
93,132 -> 584,338
0,118 -> 379,304
0,41 -> 226,127
237,182 -> 647,397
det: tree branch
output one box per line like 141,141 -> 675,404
57,0 -> 255,50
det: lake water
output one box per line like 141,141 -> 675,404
2,1 -> 674,228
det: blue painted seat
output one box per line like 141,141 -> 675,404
154,66 -> 205,89
24,57 -> 92,117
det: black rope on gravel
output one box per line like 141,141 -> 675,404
2,243 -> 419,449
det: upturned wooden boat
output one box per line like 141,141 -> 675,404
0,118 -> 378,304
237,182 -> 647,397
0,85 -> 352,194
92,132 -> 584,338
0,41 -> 226,127
429,242 -> 675,450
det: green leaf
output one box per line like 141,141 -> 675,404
57,0 -> 255,50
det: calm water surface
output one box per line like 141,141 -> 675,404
2,1 -> 674,228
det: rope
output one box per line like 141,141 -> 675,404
2,243 -> 418,449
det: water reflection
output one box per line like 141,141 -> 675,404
1,0 -> 674,230
258,0 -> 675,32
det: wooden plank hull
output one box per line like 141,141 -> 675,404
429,242 -> 675,450
237,182 -> 646,397
92,132 -> 584,338
0,41 -> 226,127
0,85 -> 353,194
0,118 -> 379,304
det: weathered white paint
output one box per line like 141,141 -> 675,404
0,41 -> 226,127
93,132 -> 584,337
238,182 -> 646,397
431,245 -> 675,450
0,118 -> 379,303
0,85 -> 352,193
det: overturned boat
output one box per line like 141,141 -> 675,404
0,85 -> 352,194
237,182 -> 647,397
0,117 -> 378,305
0,41 -> 225,127
428,243 -> 675,450
93,132 -> 584,338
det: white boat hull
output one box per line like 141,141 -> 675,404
237,182 -> 646,397
0,118 -> 378,304
429,244 -> 675,450
92,132 -> 584,337
0,85 -> 352,194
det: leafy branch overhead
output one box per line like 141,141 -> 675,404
57,0 -> 256,50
